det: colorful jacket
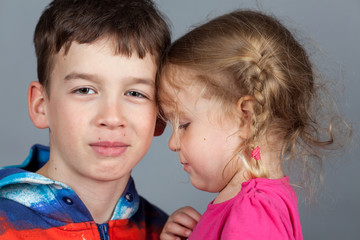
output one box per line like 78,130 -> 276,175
0,144 -> 167,239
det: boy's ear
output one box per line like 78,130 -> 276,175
236,95 -> 255,139
28,81 -> 49,129
154,117 -> 166,136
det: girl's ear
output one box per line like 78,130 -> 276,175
28,81 -> 49,129
236,95 -> 255,139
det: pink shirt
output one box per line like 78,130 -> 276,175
189,177 -> 302,240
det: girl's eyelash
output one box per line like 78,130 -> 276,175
179,122 -> 190,130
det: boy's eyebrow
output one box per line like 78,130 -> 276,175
64,72 -> 155,87
128,77 -> 155,87
64,72 -> 98,82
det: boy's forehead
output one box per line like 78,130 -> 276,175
59,38 -> 157,60
52,38 -> 158,75
47,39 -> 157,90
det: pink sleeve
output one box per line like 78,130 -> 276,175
221,192 -> 296,240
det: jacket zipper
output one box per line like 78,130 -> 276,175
97,223 -> 110,240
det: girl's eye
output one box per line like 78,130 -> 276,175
126,91 -> 146,98
74,88 -> 95,95
179,122 -> 190,130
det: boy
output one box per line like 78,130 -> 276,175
0,0 -> 170,239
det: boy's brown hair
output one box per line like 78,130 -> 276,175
34,0 -> 171,94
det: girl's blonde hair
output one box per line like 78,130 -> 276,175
157,10 -> 351,199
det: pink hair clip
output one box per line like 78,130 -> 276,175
251,146 -> 261,161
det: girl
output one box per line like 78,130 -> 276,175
158,10 -> 350,240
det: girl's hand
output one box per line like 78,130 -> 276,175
160,206 -> 201,240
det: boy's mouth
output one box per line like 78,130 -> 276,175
89,141 -> 129,157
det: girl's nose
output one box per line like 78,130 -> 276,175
168,132 -> 180,152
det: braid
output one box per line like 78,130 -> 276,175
250,59 -> 269,175
232,43 -> 277,178
158,10 -> 351,198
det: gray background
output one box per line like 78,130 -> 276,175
0,0 -> 359,239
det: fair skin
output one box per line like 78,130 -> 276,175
166,87 -> 246,195
28,38 -> 159,224
161,84 -> 248,240
160,77 -> 283,240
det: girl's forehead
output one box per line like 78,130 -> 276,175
162,64 -> 199,86
161,91 -> 190,115
159,65 -> 212,118
160,90 -> 197,120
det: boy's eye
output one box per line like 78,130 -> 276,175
74,88 -> 95,94
179,122 -> 190,130
126,91 -> 146,98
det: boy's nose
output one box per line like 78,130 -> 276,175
96,100 -> 127,129
168,132 -> 180,152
